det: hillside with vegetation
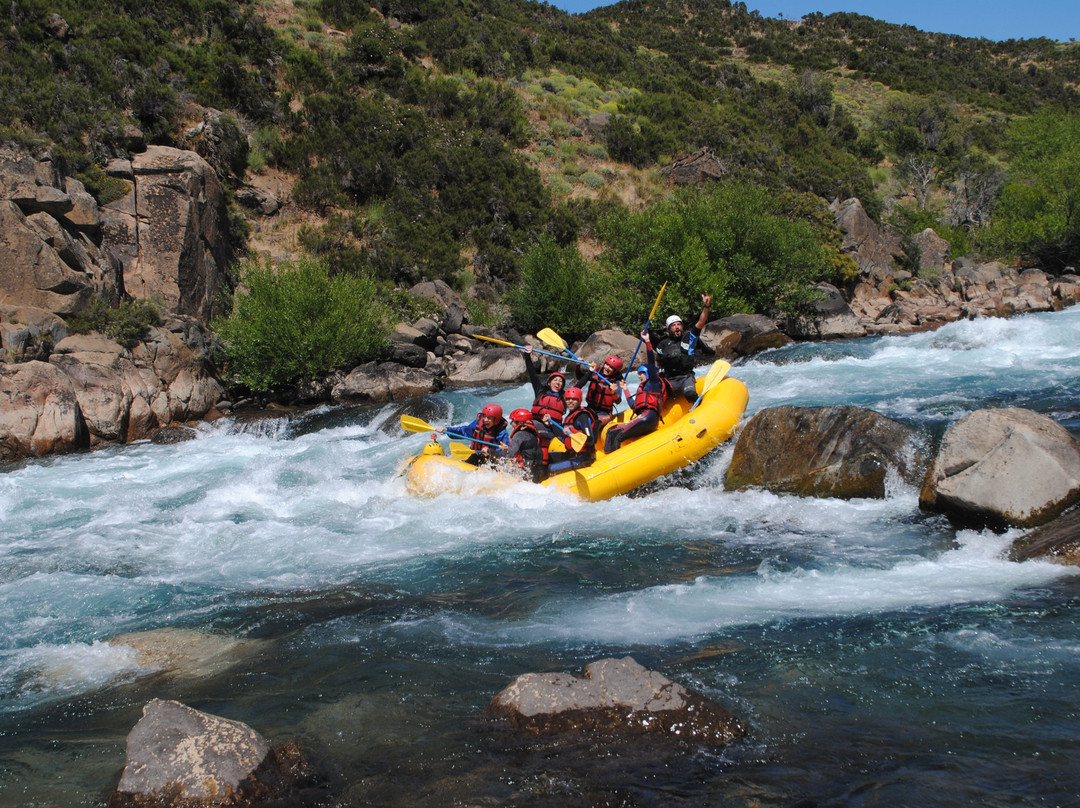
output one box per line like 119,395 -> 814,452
3,0 -> 1079,391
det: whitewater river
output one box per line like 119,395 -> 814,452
2,307 -> 1080,806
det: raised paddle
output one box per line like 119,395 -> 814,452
399,414 -> 503,449
471,333 -> 583,365
626,281 -> 667,374
535,328 -> 594,370
688,360 -> 732,411
538,326 -> 628,413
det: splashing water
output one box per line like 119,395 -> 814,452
2,307 -> 1080,806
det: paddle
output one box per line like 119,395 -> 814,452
448,442 -> 478,461
535,328 -> 595,370
688,360 -> 732,411
626,282 -> 667,375
471,333 -> 584,365
538,327 -> 629,415
548,418 -> 587,452
399,414 -> 503,449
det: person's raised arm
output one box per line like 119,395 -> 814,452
523,345 -> 543,397
694,293 -> 712,331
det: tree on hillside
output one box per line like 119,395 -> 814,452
596,183 -> 834,325
979,108 -> 1080,269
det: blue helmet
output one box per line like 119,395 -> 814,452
637,365 -> 649,377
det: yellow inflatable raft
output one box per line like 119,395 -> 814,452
403,361 -> 749,501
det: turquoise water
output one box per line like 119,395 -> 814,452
2,307 -> 1080,806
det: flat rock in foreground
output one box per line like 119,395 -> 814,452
488,656 -> 745,747
1009,507 -> 1080,565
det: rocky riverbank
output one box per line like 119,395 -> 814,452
2,143 -> 1079,466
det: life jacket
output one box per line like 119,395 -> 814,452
564,407 -> 597,454
511,420 -> 547,469
632,378 -> 670,416
471,416 -> 507,451
531,389 -> 566,421
656,336 -> 695,375
585,373 -> 620,414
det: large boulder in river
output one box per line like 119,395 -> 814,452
780,283 -> 867,340
111,699 -> 311,807
489,657 -> 745,747
700,313 -> 790,358
445,346 -> 526,386
726,405 -> 921,499
0,360 -> 89,462
919,408 -> 1080,528
331,361 -> 441,402
571,328 -> 639,369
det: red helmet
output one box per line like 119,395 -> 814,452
548,371 -> 566,382
510,408 -> 533,422
564,386 -> 583,400
481,403 -> 503,419
604,355 -> 624,372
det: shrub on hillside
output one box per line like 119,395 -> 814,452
978,108 -> 1080,269
506,235 -> 602,337
214,257 -> 391,392
597,183 -> 833,323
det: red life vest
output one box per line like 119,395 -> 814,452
564,407 -> 597,454
472,416 -> 507,450
531,389 -> 566,421
632,379 -> 669,416
585,374 -> 620,414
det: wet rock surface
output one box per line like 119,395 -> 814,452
726,405 -> 923,499
488,656 -> 745,748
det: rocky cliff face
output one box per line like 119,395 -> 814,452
100,146 -> 233,322
0,144 -> 233,462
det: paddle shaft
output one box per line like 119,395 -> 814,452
399,414 -> 504,449
627,282 -> 667,374
445,430 -> 502,449
472,334 -> 587,367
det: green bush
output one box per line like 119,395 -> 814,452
978,108 -> 1080,269
213,257 -> 391,392
597,182 -> 832,323
506,235 -> 602,338
67,296 -> 162,349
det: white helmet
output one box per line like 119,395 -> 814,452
665,314 -> 683,328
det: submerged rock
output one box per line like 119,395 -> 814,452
110,699 -> 311,807
726,405 -> 921,499
488,656 -> 745,747
107,628 -> 265,680
920,408 -> 1080,529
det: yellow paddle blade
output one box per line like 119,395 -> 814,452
699,360 -> 732,395
549,437 -> 566,453
536,328 -> 567,351
568,431 -> 587,452
401,414 -> 437,433
448,442 -> 475,460
472,333 -> 517,348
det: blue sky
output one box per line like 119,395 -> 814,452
546,1 -> 1080,42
